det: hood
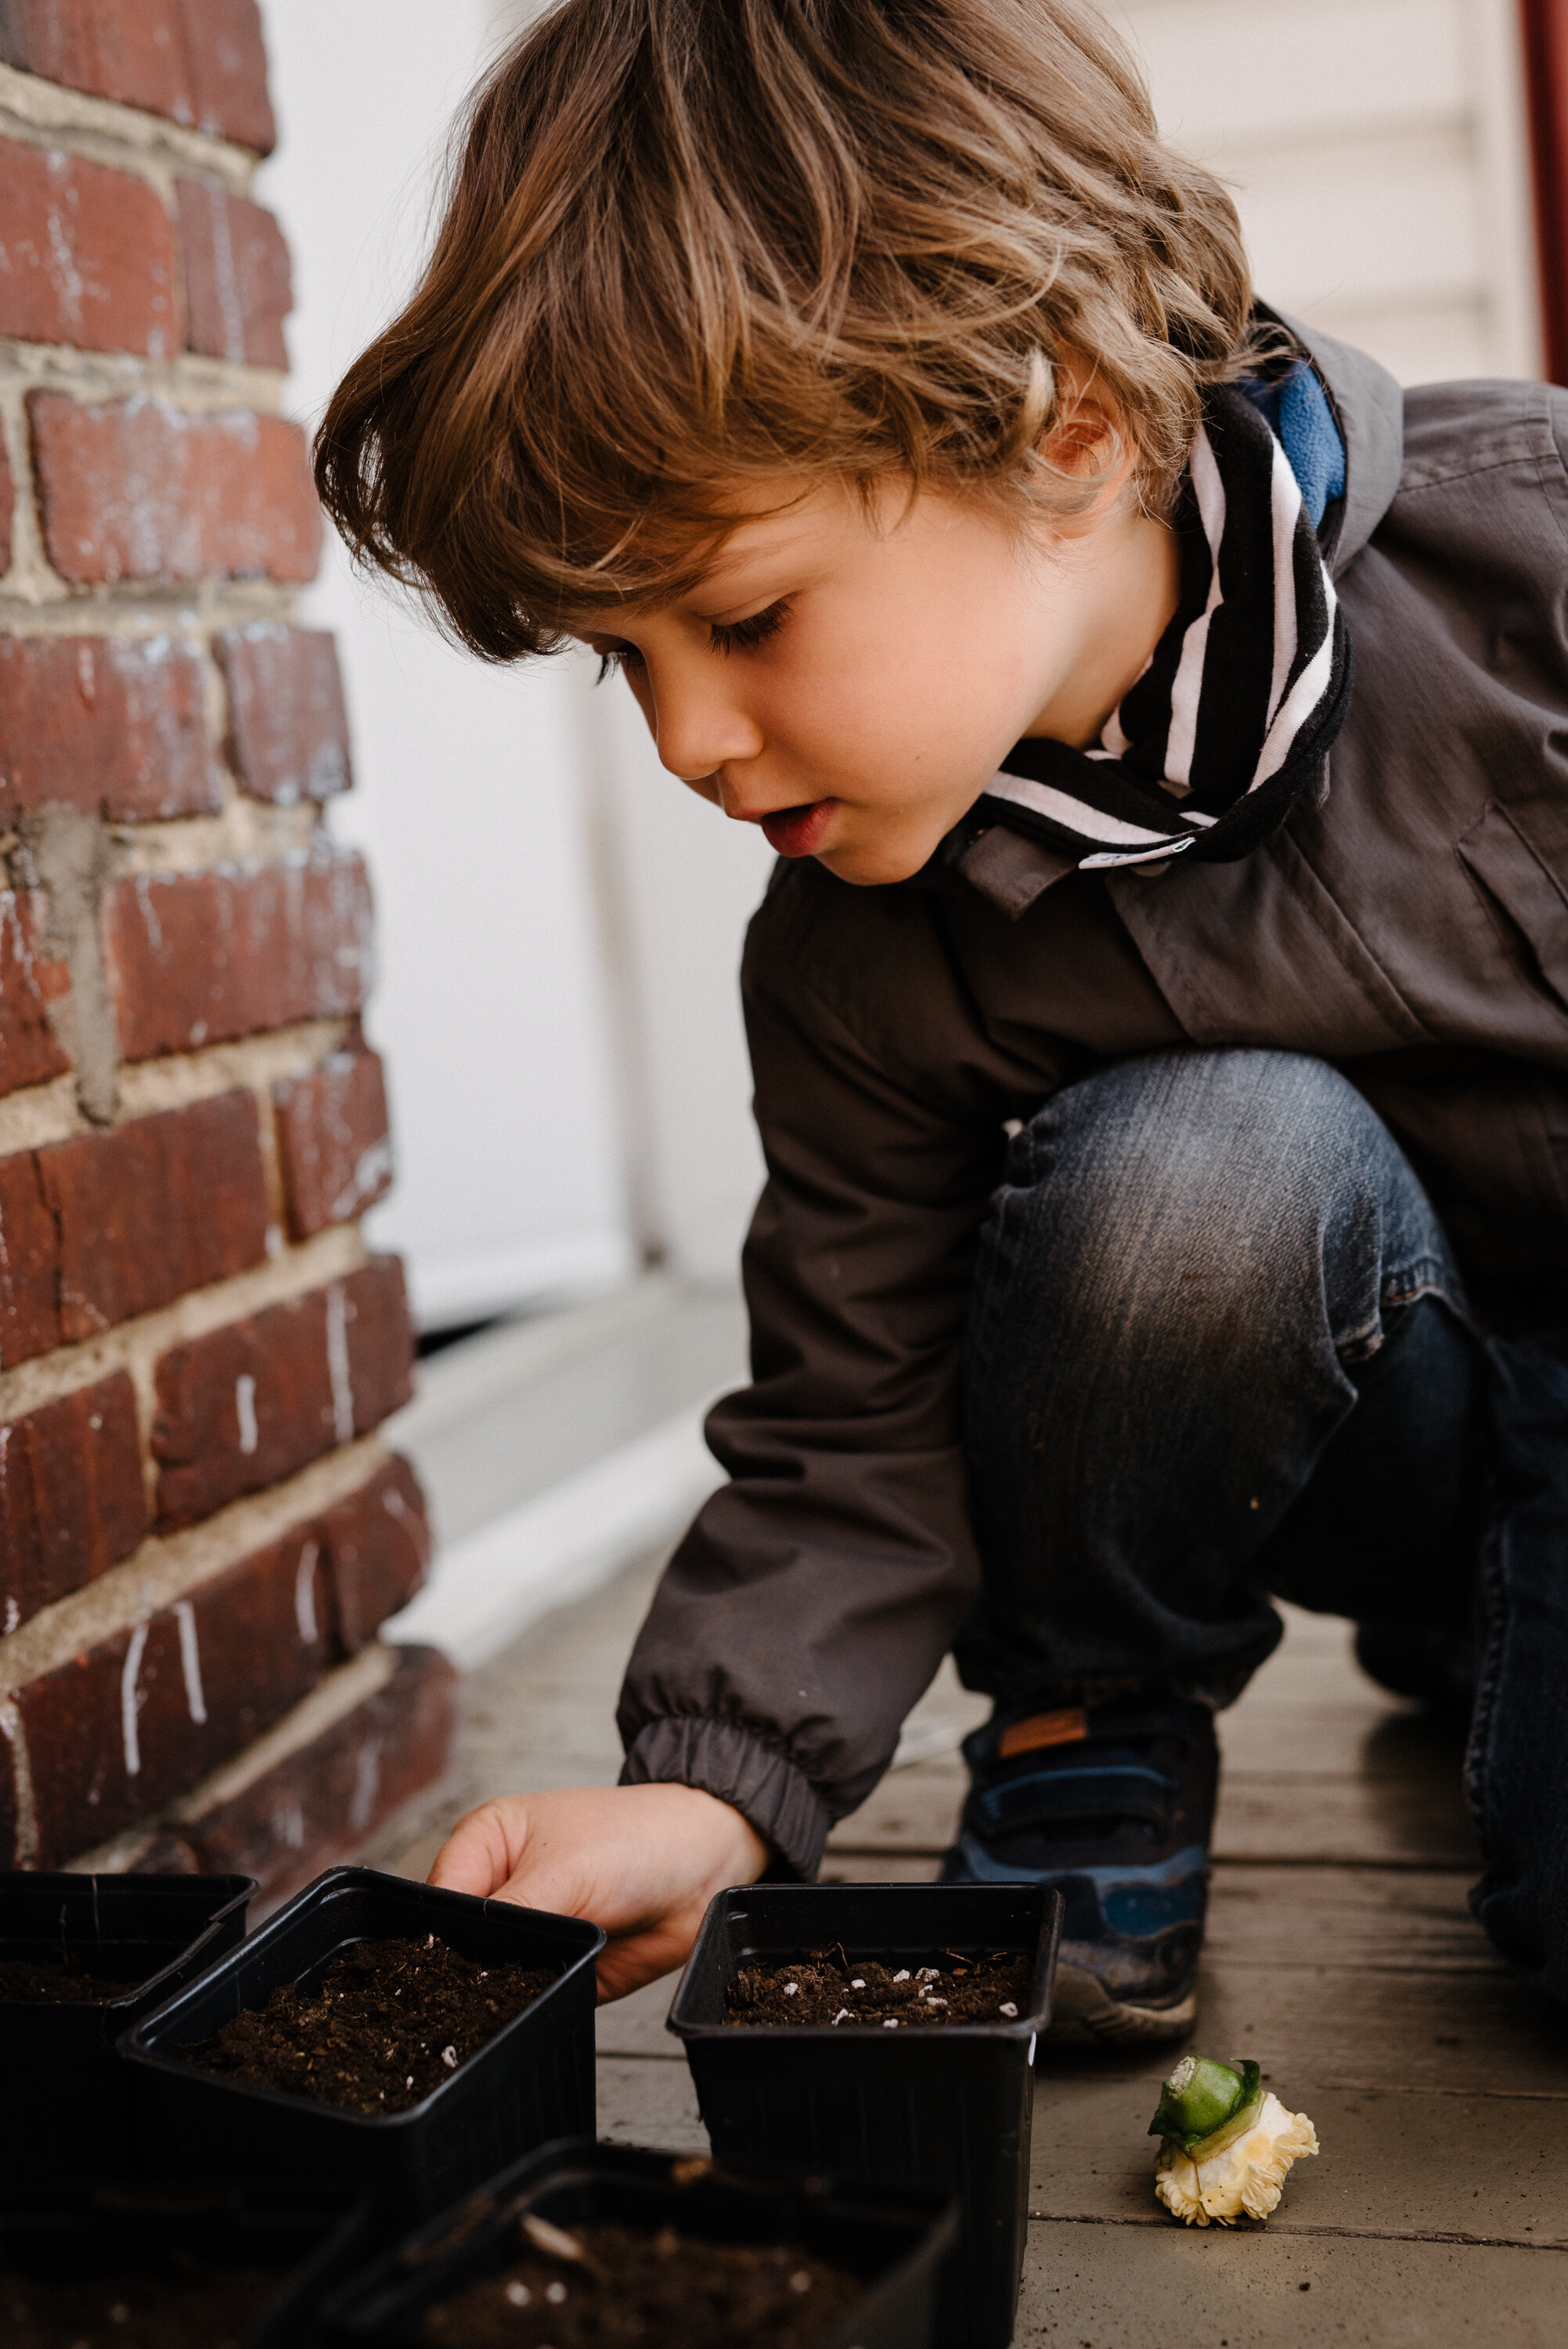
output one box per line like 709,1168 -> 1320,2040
1261,303 -> 1406,576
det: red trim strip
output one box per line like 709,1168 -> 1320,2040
1523,0 -> 1568,384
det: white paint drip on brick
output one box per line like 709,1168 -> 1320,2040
43,153 -> 87,339
0,1435 -> 384,1706
348,1737 -> 382,1834
380,1479 -> 431,1566
201,179 -> 247,365
325,1283 -> 355,1445
120,1622 -> 150,1778
330,1138 -> 393,1222
133,873 -> 165,954
172,1600 -> 207,1726
234,1373 -> 259,1456
294,1541 -> 319,1645
0,1699 -> 38,1866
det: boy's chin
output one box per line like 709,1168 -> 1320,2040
815,828 -> 941,888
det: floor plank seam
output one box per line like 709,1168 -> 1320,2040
824,1845 -> 1480,1872
1026,2214 -> 1568,2251
1303,2081 -> 1568,2101
1200,1961 -> 1505,1977
1208,1856 -> 1480,1874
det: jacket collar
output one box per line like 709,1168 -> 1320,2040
1262,303 -> 1405,576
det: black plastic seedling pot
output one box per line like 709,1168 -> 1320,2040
668,1882 -> 1063,2349
0,2183 -> 377,2349
0,1869 -> 254,2183
121,1866 -> 604,2224
325,2135 -> 960,2348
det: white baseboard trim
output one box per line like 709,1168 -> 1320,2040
381,1403 -> 724,1672
387,1226 -> 639,1335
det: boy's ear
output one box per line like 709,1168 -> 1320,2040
1040,385 -> 1126,474
1044,399 -> 1119,471
1036,364 -> 1139,522
1033,347 -> 1131,485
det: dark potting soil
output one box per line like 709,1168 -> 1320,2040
0,2262 -> 283,2347
725,1947 -> 1036,2028
421,2220 -> 863,2348
0,1954 -> 135,2004
191,1932 -> 557,2114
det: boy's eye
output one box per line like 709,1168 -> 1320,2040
708,598 -> 791,656
595,641 -> 643,682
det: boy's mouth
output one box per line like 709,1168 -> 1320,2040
759,799 -> 834,857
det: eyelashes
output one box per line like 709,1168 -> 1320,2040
708,597 -> 791,655
594,597 -> 792,682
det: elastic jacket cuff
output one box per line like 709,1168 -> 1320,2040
619,1716 -> 831,1881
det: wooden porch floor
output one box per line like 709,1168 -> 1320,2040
368,1561 -> 1568,2346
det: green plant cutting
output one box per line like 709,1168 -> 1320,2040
1148,2056 -> 1318,2225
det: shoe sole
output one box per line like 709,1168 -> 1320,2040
1045,1961 -> 1199,2048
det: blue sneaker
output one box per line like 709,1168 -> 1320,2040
939,1694 -> 1217,2046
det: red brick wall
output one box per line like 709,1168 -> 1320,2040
0,0 -> 452,1898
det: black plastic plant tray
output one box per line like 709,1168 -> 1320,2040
0,2182 -> 377,2349
0,1870 -> 254,2184
668,1881 -> 1063,2349
325,2135 -> 959,2348
121,1867 -> 604,2225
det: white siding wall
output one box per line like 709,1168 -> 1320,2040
256,2 -> 636,1330
1114,0 -> 1541,381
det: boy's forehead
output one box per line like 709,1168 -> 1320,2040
594,487 -> 851,631
686,490 -> 846,599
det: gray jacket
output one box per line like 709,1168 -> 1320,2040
618,321 -> 1568,1877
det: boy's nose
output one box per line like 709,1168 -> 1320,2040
651,684 -> 764,783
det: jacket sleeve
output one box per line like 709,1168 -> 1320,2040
616,871 -> 1050,1877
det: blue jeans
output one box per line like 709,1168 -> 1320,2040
957,1048 -> 1568,2001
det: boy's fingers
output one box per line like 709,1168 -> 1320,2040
593,1936 -> 683,2004
427,1799 -> 528,1898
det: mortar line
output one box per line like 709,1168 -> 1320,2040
0,60 -> 260,191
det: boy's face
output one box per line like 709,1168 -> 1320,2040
577,466 -> 1176,888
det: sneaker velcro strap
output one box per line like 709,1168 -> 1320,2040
978,1759 -> 1173,1835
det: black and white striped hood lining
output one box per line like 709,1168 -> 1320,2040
977,383 -> 1352,874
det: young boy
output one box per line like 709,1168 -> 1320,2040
318,0 -> 1568,2042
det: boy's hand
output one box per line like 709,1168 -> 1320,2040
427,1782 -> 770,2002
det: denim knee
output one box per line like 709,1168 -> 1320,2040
972,1048 -> 1459,1385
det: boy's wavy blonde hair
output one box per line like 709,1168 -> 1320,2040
316,0 -> 1261,661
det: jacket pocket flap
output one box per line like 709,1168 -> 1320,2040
1457,799 -> 1568,1005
